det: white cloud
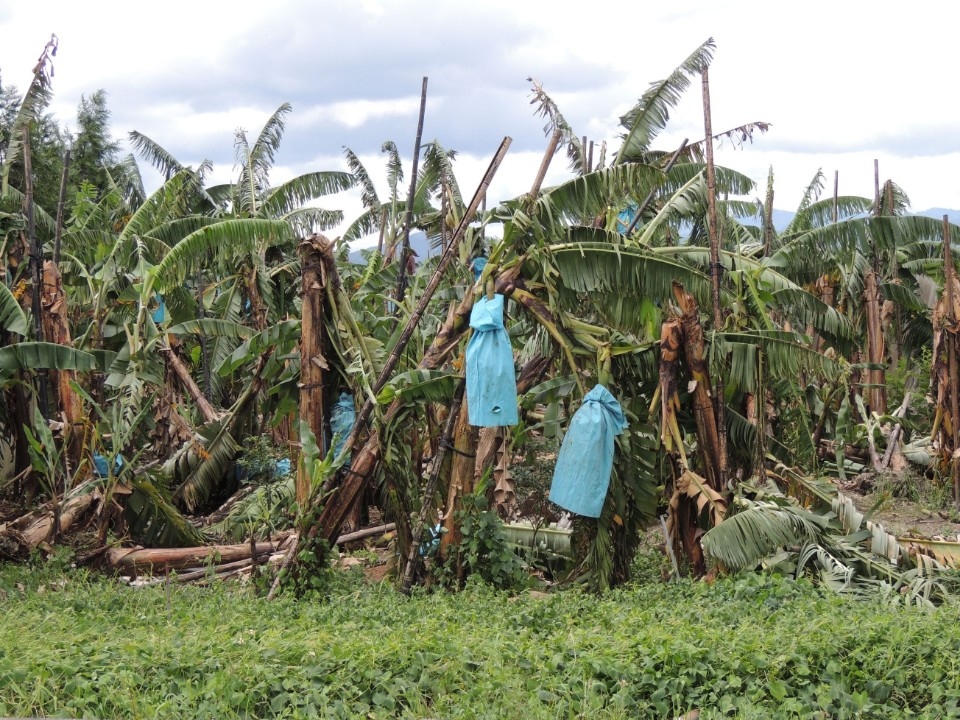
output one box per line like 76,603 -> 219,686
2,0 -> 959,216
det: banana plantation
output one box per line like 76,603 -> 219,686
3,36 -> 960,605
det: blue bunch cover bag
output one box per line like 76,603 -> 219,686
466,294 -> 518,427
548,384 -> 628,518
331,392 -> 356,461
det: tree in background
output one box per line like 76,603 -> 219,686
70,90 -> 121,198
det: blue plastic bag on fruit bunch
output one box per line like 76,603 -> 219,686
471,256 -> 488,281
466,293 -> 518,427
330,392 -> 356,461
548,384 -> 628,518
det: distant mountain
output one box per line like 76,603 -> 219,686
348,231 -> 432,264
745,207 -> 960,232
917,208 -> 960,224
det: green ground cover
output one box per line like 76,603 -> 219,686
1,560 -> 959,719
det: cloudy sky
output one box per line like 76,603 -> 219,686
1,0 -> 958,243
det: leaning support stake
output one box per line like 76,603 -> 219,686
307,136 -> 511,546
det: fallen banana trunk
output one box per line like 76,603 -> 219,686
110,524 -> 396,575
107,540 -> 285,573
130,554 -> 278,585
0,480 -> 102,559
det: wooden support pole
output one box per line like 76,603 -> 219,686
53,149 -> 70,267
700,67 -> 728,489
530,128 -> 562,198
395,76 -> 429,305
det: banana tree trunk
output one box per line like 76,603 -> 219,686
40,260 -> 85,478
934,217 -> 960,508
439,394 -> 477,582
310,266 -> 520,546
159,342 -> 218,424
863,269 -> 887,415
673,283 -> 724,493
296,234 -> 332,506
106,540 -> 282,573
245,263 -> 268,332
0,479 -> 101,560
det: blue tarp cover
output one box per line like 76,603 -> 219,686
466,294 -> 518,427
548,384 -> 628,518
331,392 -> 356,461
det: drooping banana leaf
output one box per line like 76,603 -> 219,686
701,498 -> 827,571
124,475 -> 207,547
0,283 -> 28,335
0,342 -> 98,374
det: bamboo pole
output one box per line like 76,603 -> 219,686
700,67 -> 728,489
395,76 -> 429,305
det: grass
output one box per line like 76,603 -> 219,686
1,557 -> 960,719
